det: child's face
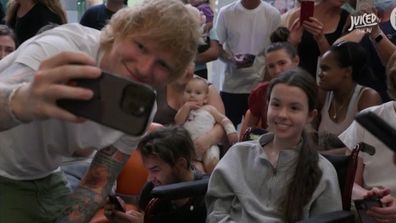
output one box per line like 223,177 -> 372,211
266,49 -> 297,78
267,83 -> 315,143
183,79 -> 208,106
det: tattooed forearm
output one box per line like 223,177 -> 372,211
57,146 -> 130,223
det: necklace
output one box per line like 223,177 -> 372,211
331,90 -> 354,120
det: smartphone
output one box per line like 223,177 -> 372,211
355,197 -> 382,223
108,195 -> 126,212
300,0 -> 314,24
57,71 -> 156,136
355,112 -> 396,153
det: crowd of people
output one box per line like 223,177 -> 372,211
0,0 -> 396,222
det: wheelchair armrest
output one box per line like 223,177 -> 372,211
150,177 -> 209,200
295,210 -> 355,223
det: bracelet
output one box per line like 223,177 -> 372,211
221,118 -> 237,135
7,83 -> 28,124
370,31 -> 384,43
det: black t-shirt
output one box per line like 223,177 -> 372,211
80,4 -> 115,31
8,2 -> 63,46
298,9 -> 349,78
139,172 -> 207,223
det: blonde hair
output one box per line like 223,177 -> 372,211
101,0 -> 201,81
6,0 -> 67,24
386,52 -> 396,100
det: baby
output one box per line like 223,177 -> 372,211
175,77 -> 238,172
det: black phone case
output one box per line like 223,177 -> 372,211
108,195 -> 126,212
355,112 -> 396,153
57,71 -> 156,136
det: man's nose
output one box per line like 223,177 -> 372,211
138,56 -> 155,80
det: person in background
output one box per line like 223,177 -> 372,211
5,0 -> 67,46
0,0 -> 201,222
215,0 -> 281,128
153,63 -> 227,160
206,68 -> 342,222
317,41 -> 381,153
175,77 -> 238,173
187,0 -> 219,79
80,0 -> 126,31
0,25 -> 16,60
288,0 -> 350,78
239,41 -> 299,139
104,126 -> 207,223
338,52 -> 396,223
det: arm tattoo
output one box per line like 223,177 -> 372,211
57,146 -> 130,223
0,64 -> 34,131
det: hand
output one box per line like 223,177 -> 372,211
288,18 -> 304,45
184,101 -> 202,110
227,132 -> 238,145
104,198 -> 144,223
367,195 -> 396,223
364,187 -> 396,222
302,17 -> 325,41
11,52 -> 101,123
234,54 -> 255,69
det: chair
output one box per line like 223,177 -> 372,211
116,149 -> 149,203
143,177 -> 209,223
322,144 -> 361,211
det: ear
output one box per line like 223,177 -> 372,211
307,109 -> 318,124
343,66 -> 352,79
292,55 -> 300,65
175,157 -> 188,171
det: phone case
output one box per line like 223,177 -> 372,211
57,71 -> 156,136
108,195 -> 126,212
300,0 -> 314,24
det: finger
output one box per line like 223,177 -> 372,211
46,84 -> 95,101
39,104 -> 83,123
39,51 -> 97,70
369,206 -> 396,216
34,64 -> 101,85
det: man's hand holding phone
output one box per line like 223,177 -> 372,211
10,52 -> 101,124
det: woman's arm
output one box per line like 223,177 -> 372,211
369,25 -> 396,66
195,39 -> 220,64
302,17 -> 330,55
358,88 -> 382,111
